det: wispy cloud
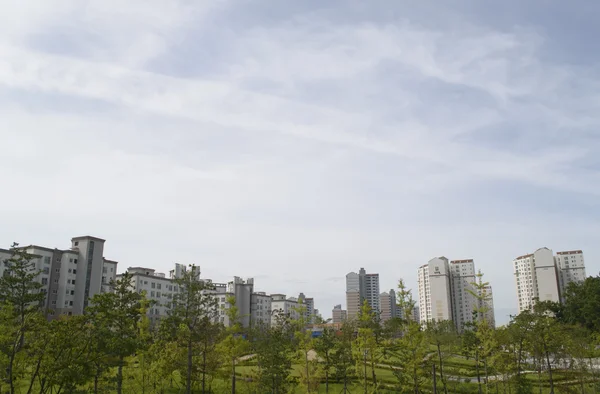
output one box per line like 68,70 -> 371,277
1,0 -> 599,324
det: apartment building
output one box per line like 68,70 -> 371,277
270,294 -> 300,325
379,290 -> 398,323
332,304 -> 347,323
250,292 -> 272,327
0,236 -> 118,318
556,250 -> 586,302
418,257 -> 494,331
514,248 -> 586,313
345,267 -> 380,320
418,257 -> 453,323
298,292 -> 316,323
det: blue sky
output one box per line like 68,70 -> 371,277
1,0 -> 599,324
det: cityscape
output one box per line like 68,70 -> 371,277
1,235 -> 587,332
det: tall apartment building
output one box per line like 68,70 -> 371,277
418,257 -> 494,331
345,267 -> 380,320
379,290 -> 398,323
514,248 -> 586,313
0,236 -> 118,318
556,250 -> 586,302
418,257 -> 453,323
332,304 -> 347,323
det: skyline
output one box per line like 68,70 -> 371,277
1,234 -> 592,325
2,0 -> 600,327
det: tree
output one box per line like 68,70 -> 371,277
216,295 -> 250,394
0,244 -> 46,394
27,315 -> 96,393
394,279 -> 428,394
425,320 -> 457,394
354,300 -> 380,393
160,264 -> 220,394
253,315 -> 295,394
467,270 -> 495,394
293,302 -> 320,393
558,275 -> 600,332
87,271 -> 148,394
332,321 -> 356,394
314,326 -> 336,393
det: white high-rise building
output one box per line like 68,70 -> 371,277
555,250 -> 586,301
514,248 -> 586,313
345,271 -> 361,320
0,236 -> 118,319
418,257 -> 494,331
418,257 -> 453,324
250,292 -> 272,327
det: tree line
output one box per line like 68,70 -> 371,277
0,244 -> 599,393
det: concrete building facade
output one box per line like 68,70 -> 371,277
514,248 -> 587,313
332,304 -> 347,323
0,236 -> 118,319
418,257 -> 495,331
379,290 -> 397,323
345,267 -> 380,320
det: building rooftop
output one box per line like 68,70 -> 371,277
514,253 -> 534,260
451,259 -> 474,264
71,235 -> 106,242
556,250 -> 583,255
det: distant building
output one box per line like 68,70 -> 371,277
250,291 -> 272,327
332,304 -> 347,323
418,256 -> 495,331
379,290 -> 397,323
0,235 -> 118,319
514,248 -> 586,313
345,267 -> 380,320
270,294 -> 300,325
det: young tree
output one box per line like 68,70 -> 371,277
160,264 -> 219,394
27,315 -> 96,393
467,270 -> 496,394
354,300 -> 380,393
87,271 -> 148,394
314,326 -> 336,393
293,302 -> 320,393
425,320 -> 457,394
253,315 -> 295,394
394,279 -> 428,394
332,321 -> 356,394
0,244 -> 46,394
216,295 -> 250,394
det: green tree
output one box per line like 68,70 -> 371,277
253,315 -> 295,394
354,301 -> 380,393
0,244 -> 46,394
216,295 -> 250,394
394,279 -> 428,394
27,315 -> 96,393
293,302 -> 320,393
87,271 -> 148,394
331,321 -> 356,394
557,275 -> 600,332
425,320 -> 457,394
160,264 -> 220,394
314,326 -> 336,393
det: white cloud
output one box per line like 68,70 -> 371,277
1,0 -> 599,323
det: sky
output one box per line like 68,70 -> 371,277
1,0 -> 599,326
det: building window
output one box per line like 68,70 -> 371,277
72,280 -> 76,285
71,290 -> 75,295
103,267 -> 107,273
43,267 -> 49,274
151,283 -> 156,289
68,269 -> 72,273
157,283 -> 161,290
74,241 -> 79,246
151,291 -> 155,297
55,268 -> 60,273
44,256 -> 51,264
74,259 -> 78,264
157,292 -> 161,298
73,269 -> 76,274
